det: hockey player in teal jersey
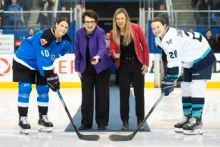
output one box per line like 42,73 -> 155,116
151,17 -> 216,135
12,17 -> 71,134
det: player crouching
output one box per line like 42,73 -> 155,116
12,17 -> 71,135
151,17 -> 216,135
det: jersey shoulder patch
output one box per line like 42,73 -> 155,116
40,28 -> 56,47
40,38 -> 48,46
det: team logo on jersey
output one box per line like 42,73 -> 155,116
166,39 -> 172,45
40,39 -> 48,46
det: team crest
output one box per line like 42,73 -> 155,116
166,39 -> 172,45
40,39 -> 48,46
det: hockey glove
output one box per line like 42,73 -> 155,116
46,73 -> 60,92
161,77 -> 175,96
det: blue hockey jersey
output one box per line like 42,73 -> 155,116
14,28 -> 71,76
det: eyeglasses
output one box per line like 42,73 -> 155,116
84,21 -> 96,24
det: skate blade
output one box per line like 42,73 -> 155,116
174,128 -> 183,133
183,129 -> 203,135
38,126 -> 53,133
20,129 -> 29,135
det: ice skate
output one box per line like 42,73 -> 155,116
19,116 -> 31,135
38,115 -> 53,133
174,115 -> 191,133
183,117 -> 203,135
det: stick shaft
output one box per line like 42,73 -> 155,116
56,90 -> 100,141
109,93 -> 165,141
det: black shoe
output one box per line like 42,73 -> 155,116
121,121 -> 129,131
97,125 -> 106,130
79,125 -> 92,130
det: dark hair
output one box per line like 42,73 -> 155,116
82,9 -> 99,23
150,17 -> 167,25
55,17 -> 70,25
27,27 -> 35,32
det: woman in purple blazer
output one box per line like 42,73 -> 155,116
74,10 -> 112,130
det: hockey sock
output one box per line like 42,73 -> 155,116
38,106 -> 48,116
18,106 -> 28,117
191,97 -> 204,118
182,96 -> 192,116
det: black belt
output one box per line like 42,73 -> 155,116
121,56 -> 139,64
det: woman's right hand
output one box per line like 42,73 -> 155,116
114,50 -> 120,59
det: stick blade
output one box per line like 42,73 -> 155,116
78,134 -> 100,141
109,134 -> 133,141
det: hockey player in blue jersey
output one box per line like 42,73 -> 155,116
12,17 -> 71,134
151,17 -> 216,135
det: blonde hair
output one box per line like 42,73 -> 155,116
112,8 -> 132,46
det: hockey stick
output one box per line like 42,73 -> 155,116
56,90 -> 100,141
109,93 -> 165,141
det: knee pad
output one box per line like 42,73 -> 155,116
18,82 -> 32,106
36,85 -> 49,94
181,82 -> 191,97
190,80 -> 206,98
36,85 -> 49,105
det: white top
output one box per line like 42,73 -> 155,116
155,27 -> 211,68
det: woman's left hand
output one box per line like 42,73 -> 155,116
141,65 -> 148,75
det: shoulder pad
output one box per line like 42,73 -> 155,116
40,28 -> 56,47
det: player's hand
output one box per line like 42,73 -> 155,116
161,77 -> 175,96
46,73 -> 60,92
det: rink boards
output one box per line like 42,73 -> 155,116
0,53 -> 220,88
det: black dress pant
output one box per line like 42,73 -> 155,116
118,62 -> 145,123
80,63 -> 110,127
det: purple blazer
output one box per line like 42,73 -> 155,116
74,26 -> 112,73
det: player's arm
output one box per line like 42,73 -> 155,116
38,29 -> 60,92
164,45 -> 180,79
38,45 -> 60,92
161,48 -> 180,96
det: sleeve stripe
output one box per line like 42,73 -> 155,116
42,66 -> 53,70
167,74 -> 179,79
166,66 -> 179,79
